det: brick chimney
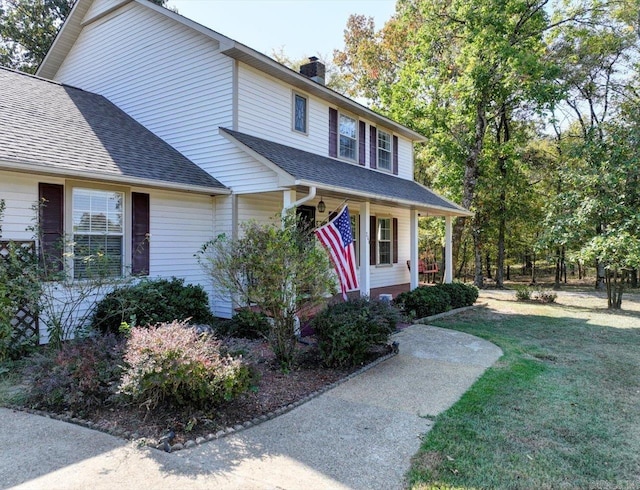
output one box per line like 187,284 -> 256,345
300,56 -> 325,85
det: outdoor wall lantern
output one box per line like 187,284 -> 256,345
317,197 -> 326,213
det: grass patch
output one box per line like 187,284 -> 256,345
408,290 -> 640,489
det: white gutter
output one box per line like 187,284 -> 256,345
296,180 -> 473,218
0,159 -> 230,196
282,186 -> 317,219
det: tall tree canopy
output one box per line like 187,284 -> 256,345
335,0 -> 640,306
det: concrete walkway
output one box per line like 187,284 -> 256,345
0,325 -> 502,490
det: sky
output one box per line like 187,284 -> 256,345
166,0 -> 396,61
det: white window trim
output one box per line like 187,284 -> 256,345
377,216 -> 393,266
350,213 -> 360,268
65,181 -> 132,279
338,112 -> 358,162
377,129 -> 393,173
292,91 -> 308,135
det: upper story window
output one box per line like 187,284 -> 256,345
339,113 -> 357,160
72,188 -> 124,279
377,130 -> 392,171
293,93 -> 308,133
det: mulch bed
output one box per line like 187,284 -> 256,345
55,338 -> 394,449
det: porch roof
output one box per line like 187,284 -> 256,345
221,128 -> 472,217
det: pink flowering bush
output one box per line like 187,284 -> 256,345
118,320 -> 252,408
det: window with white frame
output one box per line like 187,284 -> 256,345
72,188 -> 124,279
377,217 -> 392,265
293,93 -> 307,133
339,113 -> 357,160
377,129 -> 392,171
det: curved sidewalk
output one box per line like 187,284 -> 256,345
0,325 -> 502,490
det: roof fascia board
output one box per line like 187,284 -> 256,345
295,179 -> 473,217
37,0 -> 96,78
219,129 -> 296,187
0,159 -> 229,196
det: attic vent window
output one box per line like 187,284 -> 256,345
299,56 -> 326,85
293,93 -> 308,133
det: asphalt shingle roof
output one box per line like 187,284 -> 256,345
0,67 -> 226,192
221,128 -> 469,214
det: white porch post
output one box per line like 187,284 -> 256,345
444,215 -> 453,283
359,201 -> 370,297
282,189 -> 295,216
410,209 -> 419,290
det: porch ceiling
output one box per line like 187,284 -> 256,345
220,128 -> 472,217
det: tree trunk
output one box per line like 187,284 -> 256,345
596,259 -> 606,291
495,106 -> 509,289
474,223 -> 484,288
530,250 -> 537,285
486,252 -> 492,279
452,101 -> 487,289
554,247 -> 562,290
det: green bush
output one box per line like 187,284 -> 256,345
311,297 -> 399,368
394,283 -> 478,319
515,285 -> 533,301
118,320 -> 251,408
25,334 -> 124,413
394,286 -> 451,319
222,308 -> 271,339
92,277 -> 215,335
439,282 -> 479,309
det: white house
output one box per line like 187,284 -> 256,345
0,0 -> 471,341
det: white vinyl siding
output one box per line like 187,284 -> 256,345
237,64 -> 327,154
0,171 -> 46,240
54,2 -> 234,179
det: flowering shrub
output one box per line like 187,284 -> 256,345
26,334 -> 124,413
118,320 -> 252,408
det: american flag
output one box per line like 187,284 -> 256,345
315,205 -> 359,300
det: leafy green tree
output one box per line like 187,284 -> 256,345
335,0 -> 561,287
197,211 -> 337,369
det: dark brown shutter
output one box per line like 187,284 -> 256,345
369,126 -> 377,169
393,135 -> 399,175
38,183 -> 64,275
358,121 -> 366,166
329,108 -> 338,158
132,192 -> 150,276
370,215 -> 376,266
393,217 -> 398,264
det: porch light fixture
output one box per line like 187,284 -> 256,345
317,197 -> 326,213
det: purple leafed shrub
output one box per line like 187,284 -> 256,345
118,320 -> 252,408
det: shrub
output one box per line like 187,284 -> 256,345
439,282 -> 479,309
118,320 -> 251,408
394,286 -> 451,319
92,277 -> 216,335
394,283 -> 478,319
515,285 -> 533,301
222,308 -> 271,339
311,298 -> 399,368
535,288 -> 557,303
25,334 -> 124,413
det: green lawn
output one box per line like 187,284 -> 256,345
408,289 -> 640,490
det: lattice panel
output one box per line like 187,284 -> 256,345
1,240 -> 39,344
